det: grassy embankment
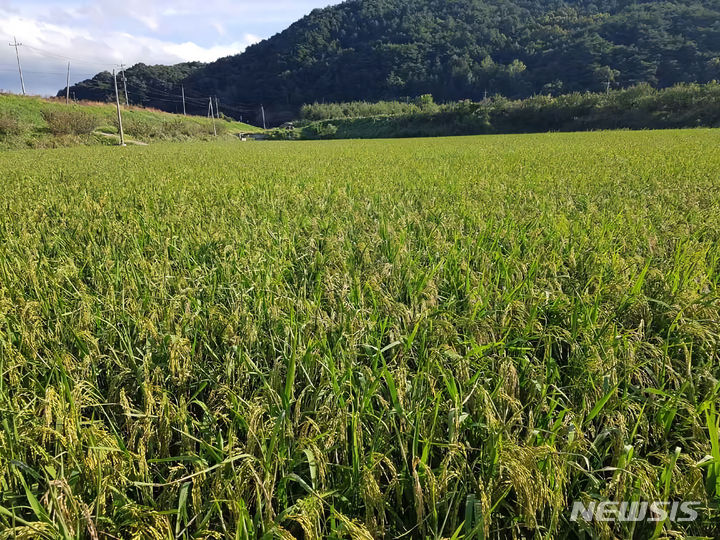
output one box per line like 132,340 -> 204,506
0,93 -> 261,149
0,130 -> 719,538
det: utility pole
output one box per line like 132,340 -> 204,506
215,96 -> 220,118
181,85 -> 186,116
119,63 -> 129,105
9,37 -> 25,95
606,77 -> 612,94
66,62 -> 70,105
113,70 -> 125,146
261,105 -> 267,130
209,97 -> 217,136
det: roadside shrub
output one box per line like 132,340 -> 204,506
305,122 -> 338,139
123,117 -> 163,139
0,112 -> 22,136
162,119 -> 203,138
121,117 -> 226,140
42,109 -> 99,135
213,122 -> 228,136
415,93 -> 439,112
301,100 -> 421,121
267,128 -> 300,140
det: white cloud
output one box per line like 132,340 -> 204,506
212,22 -> 226,37
162,36 -> 261,63
136,14 -> 160,31
0,12 -> 260,94
1,13 -> 260,63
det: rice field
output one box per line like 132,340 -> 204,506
0,130 -> 719,539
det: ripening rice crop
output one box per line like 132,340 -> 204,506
0,130 -> 718,539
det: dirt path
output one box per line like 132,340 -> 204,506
94,131 -> 149,146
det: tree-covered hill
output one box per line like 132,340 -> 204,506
60,62 -> 205,114
62,0 -> 720,124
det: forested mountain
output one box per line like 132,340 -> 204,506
62,0 -> 720,124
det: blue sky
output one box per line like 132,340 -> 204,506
1,0 -> 338,95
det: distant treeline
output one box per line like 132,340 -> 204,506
290,83 -> 720,139
300,96 -> 440,121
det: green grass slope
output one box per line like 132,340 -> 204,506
0,93 -> 261,149
0,130 -> 719,538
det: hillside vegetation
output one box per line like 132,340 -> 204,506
1,131 -> 719,538
65,0 -> 720,123
285,82 -> 720,139
0,94 -> 259,150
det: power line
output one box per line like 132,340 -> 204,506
21,44 -> 113,67
92,81 -> 262,120
133,84 -> 257,110
0,68 -> 97,76
132,94 -> 184,104
138,82 -> 258,108
124,80 -> 261,112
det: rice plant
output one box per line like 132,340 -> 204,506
0,129 -> 718,538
